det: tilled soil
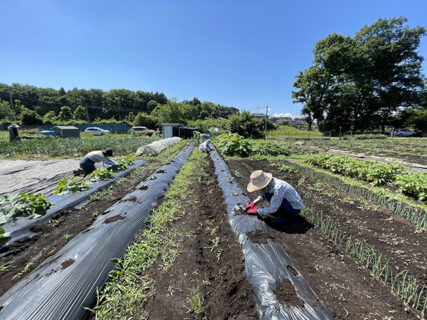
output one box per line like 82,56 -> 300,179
142,155 -> 257,320
227,159 -> 421,319
0,163 -> 157,296
273,278 -> 305,308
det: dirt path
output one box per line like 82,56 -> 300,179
227,159 -> 420,319
142,154 -> 257,320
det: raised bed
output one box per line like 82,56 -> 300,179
210,148 -> 332,319
0,142 -> 195,320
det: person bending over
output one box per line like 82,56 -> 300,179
80,149 -> 117,176
245,170 -> 305,224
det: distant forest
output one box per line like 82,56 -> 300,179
0,83 -> 240,125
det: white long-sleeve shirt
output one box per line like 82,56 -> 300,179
85,151 -> 116,166
255,178 -> 305,215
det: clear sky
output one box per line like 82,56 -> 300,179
1,0 -> 426,117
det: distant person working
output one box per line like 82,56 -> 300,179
80,149 -> 117,175
8,124 -> 21,142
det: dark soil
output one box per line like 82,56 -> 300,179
246,230 -> 274,244
104,215 -> 125,224
273,278 -> 305,308
122,196 -> 137,202
0,164 -> 156,296
138,185 -> 148,190
156,169 -> 166,174
61,258 -> 75,269
287,265 -> 298,277
142,155 -> 257,320
227,159 -> 421,319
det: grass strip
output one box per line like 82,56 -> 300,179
90,147 -> 207,319
281,160 -> 427,229
303,208 -> 426,317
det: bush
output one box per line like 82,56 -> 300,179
216,133 -> 252,157
216,133 -> 290,157
227,111 -> 266,138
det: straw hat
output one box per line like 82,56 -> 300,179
247,170 -> 273,192
9,124 -> 20,128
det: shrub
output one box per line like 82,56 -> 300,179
216,133 -> 252,157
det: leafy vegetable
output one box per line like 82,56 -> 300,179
0,193 -> 53,225
54,177 -> 89,194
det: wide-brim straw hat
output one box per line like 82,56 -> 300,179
247,170 -> 273,192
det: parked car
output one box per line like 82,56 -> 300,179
84,127 -> 110,136
394,129 -> 415,137
131,126 -> 155,136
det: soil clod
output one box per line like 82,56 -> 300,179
122,196 -> 137,202
287,265 -> 298,277
104,215 -> 125,224
61,258 -> 75,269
273,278 -> 305,308
139,185 -> 148,190
246,230 -> 274,244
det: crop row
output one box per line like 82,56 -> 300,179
0,136 -> 154,157
280,160 -> 426,229
305,153 -> 427,201
304,208 -> 426,316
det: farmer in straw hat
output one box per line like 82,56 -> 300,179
245,170 -> 305,223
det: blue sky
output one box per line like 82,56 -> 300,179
1,0 -> 426,117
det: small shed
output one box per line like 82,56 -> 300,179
53,126 -> 80,138
162,123 -> 182,139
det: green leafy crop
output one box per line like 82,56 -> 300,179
0,193 -> 53,225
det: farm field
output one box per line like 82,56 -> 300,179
227,158 -> 426,319
0,136 -> 426,319
302,137 -> 427,166
0,131 -> 156,159
0,141 -> 186,296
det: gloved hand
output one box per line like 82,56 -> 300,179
245,202 -> 256,211
247,208 -> 258,215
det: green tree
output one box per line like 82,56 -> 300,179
293,17 -> 426,132
133,112 -> 158,129
227,111 -> 265,138
0,101 -> 12,121
151,101 -> 188,124
20,107 -> 43,125
43,111 -> 57,124
73,106 -> 87,121
58,106 -> 73,122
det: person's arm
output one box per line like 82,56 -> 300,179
102,157 -> 117,166
253,195 -> 263,204
257,188 -> 286,216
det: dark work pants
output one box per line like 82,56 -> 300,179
80,157 -> 96,175
263,193 -> 301,216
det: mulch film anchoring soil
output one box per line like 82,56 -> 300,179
142,155 -> 257,320
227,159 -> 420,319
0,165 -> 156,296
273,278 -> 305,309
246,230 -> 274,244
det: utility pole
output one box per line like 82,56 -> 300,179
264,105 -> 268,140
8,87 -> 16,121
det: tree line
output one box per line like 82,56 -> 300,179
293,17 -> 427,133
0,84 -> 239,126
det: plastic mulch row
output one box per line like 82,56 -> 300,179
0,142 -> 195,320
1,160 -> 147,248
210,148 -> 333,320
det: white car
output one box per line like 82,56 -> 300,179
394,129 -> 415,137
84,127 -> 110,136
